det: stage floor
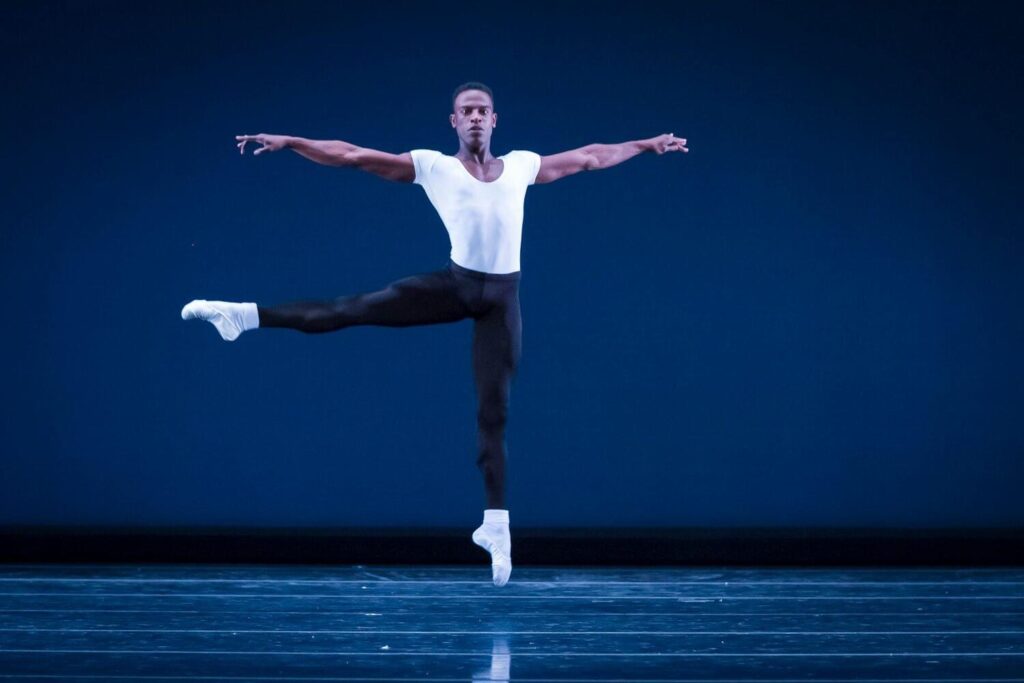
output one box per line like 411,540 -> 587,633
0,564 -> 1022,680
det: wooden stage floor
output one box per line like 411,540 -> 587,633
0,564 -> 1022,680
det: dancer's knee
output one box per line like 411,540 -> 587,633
295,304 -> 350,333
477,402 -> 509,433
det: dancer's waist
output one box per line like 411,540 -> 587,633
447,259 -> 521,281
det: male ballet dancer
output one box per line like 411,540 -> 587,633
182,81 -> 688,586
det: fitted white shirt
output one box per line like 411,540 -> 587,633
410,149 -> 541,274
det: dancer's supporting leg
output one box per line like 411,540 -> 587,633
469,277 -> 522,587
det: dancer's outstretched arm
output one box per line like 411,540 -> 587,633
234,133 -> 415,183
534,133 -> 688,184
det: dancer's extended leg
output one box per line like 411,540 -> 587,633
257,268 -> 469,332
182,267 -> 470,339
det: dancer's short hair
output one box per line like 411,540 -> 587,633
452,82 -> 494,111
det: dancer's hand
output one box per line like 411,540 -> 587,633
235,133 -> 289,156
646,133 -> 688,155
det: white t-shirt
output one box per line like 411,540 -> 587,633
410,149 -> 541,274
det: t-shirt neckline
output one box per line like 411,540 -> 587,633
453,153 -> 508,184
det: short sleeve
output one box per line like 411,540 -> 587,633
519,150 -> 542,185
410,149 -> 442,186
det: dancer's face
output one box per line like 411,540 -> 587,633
451,90 -> 497,148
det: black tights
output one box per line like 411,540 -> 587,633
257,259 -> 522,509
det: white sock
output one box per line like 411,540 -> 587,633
181,300 -> 259,341
472,509 -> 512,587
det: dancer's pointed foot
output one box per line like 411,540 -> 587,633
181,299 -> 259,341
473,510 -> 512,587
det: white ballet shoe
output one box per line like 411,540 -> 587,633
181,299 -> 252,341
473,525 -> 513,587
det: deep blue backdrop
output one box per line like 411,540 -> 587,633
2,0 -> 1021,528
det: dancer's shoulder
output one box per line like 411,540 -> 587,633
409,149 -> 444,184
506,150 -> 542,185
